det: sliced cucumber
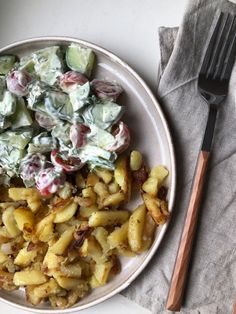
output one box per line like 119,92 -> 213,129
45,91 -> 73,121
87,124 -> 115,149
76,144 -> 116,163
82,101 -> 124,129
51,122 -> 71,146
0,115 -> 11,130
69,81 -> 90,111
32,46 -> 63,85
28,132 -> 56,153
0,55 -> 17,75
0,128 -> 33,149
0,76 -> 6,101
66,44 -> 95,77
0,143 -> 25,172
0,91 -> 16,116
10,97 -> 33,129
19,55 -> 35,73
27,81 -> 49,109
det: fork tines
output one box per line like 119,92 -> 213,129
200,12 -> 236,81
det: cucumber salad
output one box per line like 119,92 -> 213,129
0,44 -> 130,195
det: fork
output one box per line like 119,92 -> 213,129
166,12 -> 236,311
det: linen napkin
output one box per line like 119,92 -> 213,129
123,1 -> 236,313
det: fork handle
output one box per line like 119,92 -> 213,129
166,150 -> 210,311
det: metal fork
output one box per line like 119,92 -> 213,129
166,12 -> 236,311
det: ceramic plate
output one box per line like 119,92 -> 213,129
0,37 -> 176,313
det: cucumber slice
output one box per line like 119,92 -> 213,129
51,122 -> 71,146
66,44 -> 95,77
87,124 -> 115,149
0,76 -> 6,101
82,101 -> 124,129
28,132 -> 56,153
32,46 -> 63,85
10,97 -> 33,129
19,55 -> 35,73
27,81 -> 49,109
45,91 -> 73,121
0,91 -> 16,116
0,143 -> 25,172
0,55 -> 17,75
0,115 -> 11,130
0,128 -> 33,149
69,81 -> 90,111
76,144 -> 116,163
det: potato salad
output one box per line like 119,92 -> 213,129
0,43 -> 170,308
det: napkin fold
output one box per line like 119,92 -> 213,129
123,0 -> 236,313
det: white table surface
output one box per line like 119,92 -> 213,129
0,0 -> 188,313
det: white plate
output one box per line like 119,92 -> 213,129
0,37 -> 176,313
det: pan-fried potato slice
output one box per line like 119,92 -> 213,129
54,201 -> 78,223
90,275 -> 102,288
107,221 -> 128,249
79,205 -> 98,218
116,246 -> 136,257
138,213 -> 156,252
94,168 -> 113,184
108,181 -> 120,194
130,150 -> 142,171
60,263 -> 82,278
55,276 -> 86,290
103,191 -> 125,207
57,182 -> 73,199
114,155 -> 131,200
0,270 -> 15,290
26,279 -> 61,306
2,206 -> 20,237
94,261 -> 113,285
150,165 -> 169,184
13,208 -> 34,231
75,172 -> 85,189
88,211 -> 129,227
14,246 -> 37,267
92,227 -> 109,253
86,172 -> 100,187
0,251 -> 8,263
143,193 -> 169,225
93,182 -> 109,199
9,188 -> 42,212
35,214 -> 55,242
80,236 -> 103,263
82,187 -> 97,204
142,177 -> 159,196
128,204 -> 146,252
13,269 -> 47,286
50,226 -> 75,254
0,226 -> 11,243
43,251 -> 65,270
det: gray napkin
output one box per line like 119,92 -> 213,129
123,1 -> 236,313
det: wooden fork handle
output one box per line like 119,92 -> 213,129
166,150 -> 210,311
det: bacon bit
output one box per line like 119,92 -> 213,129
158,186 -> 168,200
73,224 -> 93,248
132,163 -> 149,189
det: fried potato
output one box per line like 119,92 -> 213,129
114,155 -> 131,200
103,191 -> 125,207
150,165 -> 169,184
13,269 -> 47,286
26,279 -> 61,306
107,221 -> 128,250
88,211 -> 129,227
86,172 -> 100,187
143,193 -> 169,225
54,201 -> 78,223
108,181 -> 120,194
130,150 -> 142,171
82,187 -> 97,204
2,206 -> 20,237
14,246 -> 37,267
138,212 -> 156,252
94,261 -> 113,285
55,276 -> 87,290
9,188 -> 42,212
142,177 -> 159,196
43,251 -> 65,270
128,204 -> 146,252
0,251 -> 8,263
50,226 -> 75,255
13,208 -> 34,231
79,205 -> 98,218
35,214 -> 55,242
75,172 -> 86,189
94,168 -> 113,184
80,236 -> 103,264
60,263 -> 82,278
92,227 -> 109,253
89,275 -> 101,288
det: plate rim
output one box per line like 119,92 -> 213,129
0,36 -> 176,313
